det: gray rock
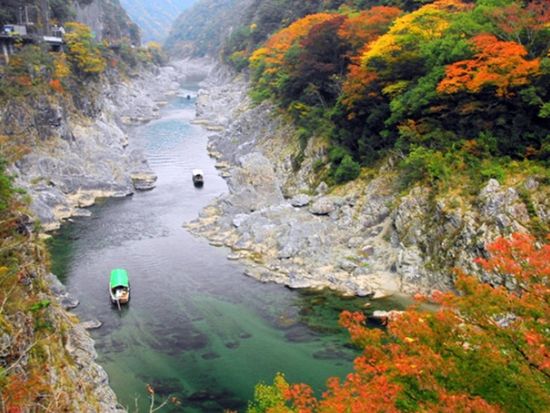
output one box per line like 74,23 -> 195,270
316,181 -> 328,195
524,176 -> 539,191
290,194 -> 311,207
347,237 -> 363,248
0,333 -> 11,358
232,214 -> 249,228
80,319 -> 103,330
60,296 -> 80,310
309,197 -> 338,215
131,171 -> 157,190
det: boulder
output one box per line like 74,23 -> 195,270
309,197 -> 338,215
131,171 -> 157,190
290,194 -> 311,207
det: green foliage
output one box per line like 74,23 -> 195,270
0,45 -> 57,99
539,102 -> 550,119
400,146 -> 450,185
479,159 -> 506,182
29,299 -> 51,312
0,159 -> 14,213
334,154 -> 360,183
328,146 -> 361,183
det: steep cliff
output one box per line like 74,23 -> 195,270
0,0 -> 140,45
74,0 -> 141,45
186,66 -> 549,297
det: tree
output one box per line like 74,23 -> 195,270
337,6 -> 402,52
64,22 -> 106,75
438,34 -> 541,97
248,233 -> 550,412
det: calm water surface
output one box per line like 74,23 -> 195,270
49,81 -> 404,412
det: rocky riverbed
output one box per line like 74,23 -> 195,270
186,67 -> 549,297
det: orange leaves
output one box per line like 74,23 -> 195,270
261,13 -> 336,67
14,75 -> 32,87
338,6 -> 402,51
319,373 -> 401,413
475,232 -> 550,282
263,233 -> 549,412
438,34 -> 541,97
283,383 -> 317,413
2,370 -> 50,412
49,79 -> 64,93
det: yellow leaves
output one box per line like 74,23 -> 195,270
53,54 -> 70,79
250,47 -> 268,63
361,33 -> 400,64
64,21 -> 106,75
145,41 -> 162,51
361,0 -> 469,67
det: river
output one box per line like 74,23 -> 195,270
48,76 -> 403,412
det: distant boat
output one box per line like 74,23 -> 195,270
109,268 -> 130,308
192,169 -> 204,186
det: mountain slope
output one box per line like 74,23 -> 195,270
120,0 -> 198,42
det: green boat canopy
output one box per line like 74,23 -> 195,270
110,268 -> 129,288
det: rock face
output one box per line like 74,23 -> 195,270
186,67 -> 549,297
74,0 -> 141,45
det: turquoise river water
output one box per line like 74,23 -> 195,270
48,79 -> 404,412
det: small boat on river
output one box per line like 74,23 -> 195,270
109,268 -> 130,308
192,169 -> 204,186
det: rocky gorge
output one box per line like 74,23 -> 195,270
4,61 -> 214,232
186,67 -> 550,298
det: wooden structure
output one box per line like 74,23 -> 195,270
1,0 -> 63,64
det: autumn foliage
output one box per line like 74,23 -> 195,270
248,233 -> 550,412
64,22 -> 107,75
248,0 -> 550,179
438,34 -> 541,96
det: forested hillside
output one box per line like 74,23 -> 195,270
165,0 -> 253,56
244,0 -> 549,189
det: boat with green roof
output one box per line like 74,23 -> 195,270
109,268 -> 130,306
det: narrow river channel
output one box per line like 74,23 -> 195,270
48,77 -> 402,412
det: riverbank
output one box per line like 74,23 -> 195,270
186,66 -> 548,297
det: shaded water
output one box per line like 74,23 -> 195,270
49,81 -> 405,412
